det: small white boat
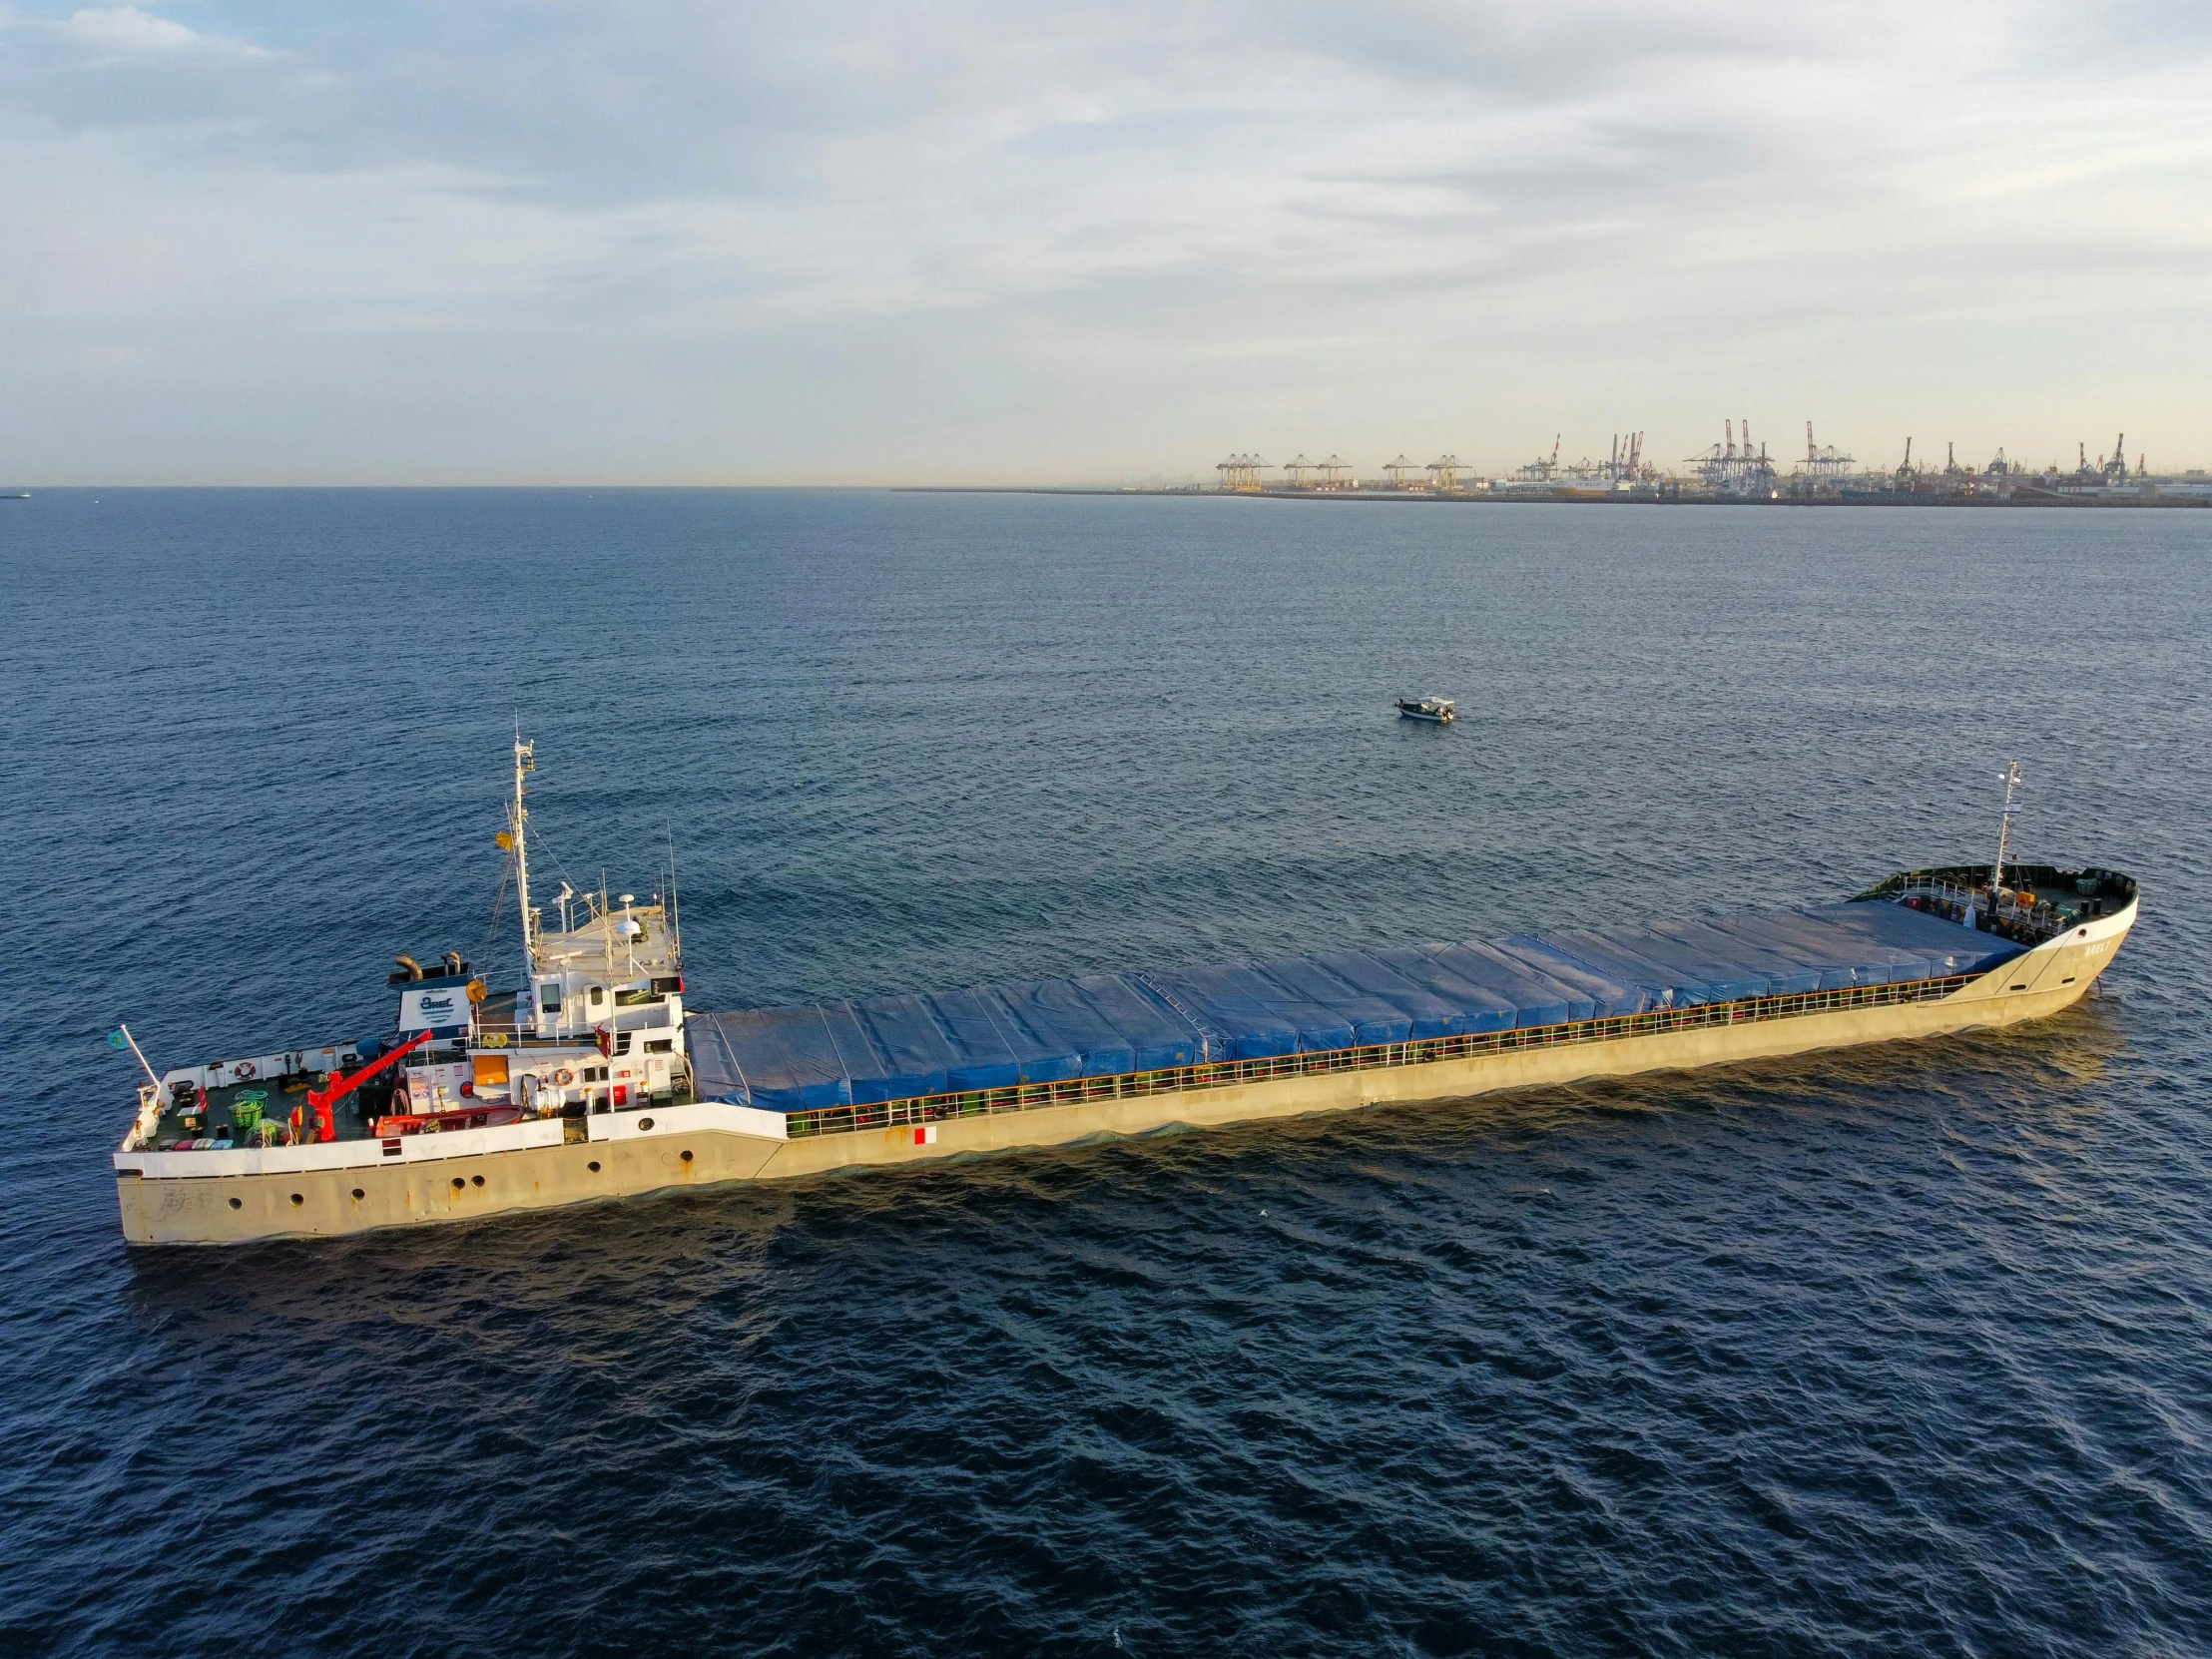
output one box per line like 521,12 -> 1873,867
1396,695 -> 1455,724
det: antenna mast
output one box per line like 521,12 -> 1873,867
114,1022 -> 161,1089
668,834 -> 682,957
1990,760 -> 2021,901
511,732 -> 535,981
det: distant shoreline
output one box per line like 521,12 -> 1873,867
895,486 -> 2211,509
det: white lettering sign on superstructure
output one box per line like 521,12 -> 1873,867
398,985 -> 469,1032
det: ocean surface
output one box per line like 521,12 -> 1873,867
2,490 -> 2208,1657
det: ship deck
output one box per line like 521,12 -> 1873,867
144,1035 -> 696,1151
113,866 -> 2140,1244
146,1079 -> 385,1151
686,883 -> 2126,1121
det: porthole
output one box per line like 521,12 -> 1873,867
471,1174 -> 485,1187
228,1197 -> 243,1210
289,1193 -> 304,1207
639,1117 -> 655,1132
588,1160 -> 602,1173
680,1150 -> 694,1164
351,1188 -> 365,1200
452,1176 -> 466,1191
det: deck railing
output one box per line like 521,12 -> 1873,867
781,970 -> 1979,1141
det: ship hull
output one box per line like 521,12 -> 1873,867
116,901 -> 2133,1246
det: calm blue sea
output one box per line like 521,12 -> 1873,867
2,490 -> 2208,1656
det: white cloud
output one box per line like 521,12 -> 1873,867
0,0 -> 2209,481
50,6 -> 270,60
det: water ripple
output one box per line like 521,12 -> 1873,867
1,491 -> 2209,1655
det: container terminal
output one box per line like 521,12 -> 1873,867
964,424 -> 2208,505
112,745 -> 2137,1244
1195,427 -> 2211,505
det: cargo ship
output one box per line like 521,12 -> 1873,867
113,743 -> 2138,1245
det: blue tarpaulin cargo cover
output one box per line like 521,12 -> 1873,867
689,1005 -> 844,1111
1426,943 -> 1594,1026
1304,949 -> 1479,1040
1255,957 -> 1415,1047
685,899 -> 2028,1111
970,985 -> 1085,1085
1645,918 -> 1826,996
1369,947 -> 1522,1033
1148,961 -> 1351,1059
1075,975 -> 1207,1073
994,976 -> 1137,1077
922,987 -> 1024,1093
1479,939 -> 1647,1020
846,993 -> 962,1104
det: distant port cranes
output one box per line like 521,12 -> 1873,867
1605,432 -> 1645,484
1517,433 -> 1649,486
1687,419 -> 1777,496
1799,422 -> 1855,482
1221,452 -> 1459,490
1220,439 -> 1644,493
1513,437 -> 1561,483
1215,453 -> 1269,491
1213,424 -> 2189,501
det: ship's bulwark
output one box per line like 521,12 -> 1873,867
688,904 -> 2025,1113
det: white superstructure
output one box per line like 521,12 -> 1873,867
115,736 -> 693,1184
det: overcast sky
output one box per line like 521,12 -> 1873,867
3,0 -> 2208,484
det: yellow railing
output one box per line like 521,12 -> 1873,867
782,972 -> 1976,1140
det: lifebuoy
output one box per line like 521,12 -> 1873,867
236,1061 -> 258,1080
553,1068 -> 575,1087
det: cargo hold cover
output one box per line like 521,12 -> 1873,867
686,901 -> 2025,1112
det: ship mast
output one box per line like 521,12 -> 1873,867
511,733 -> 536,982
1990,760 -> 2021,902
